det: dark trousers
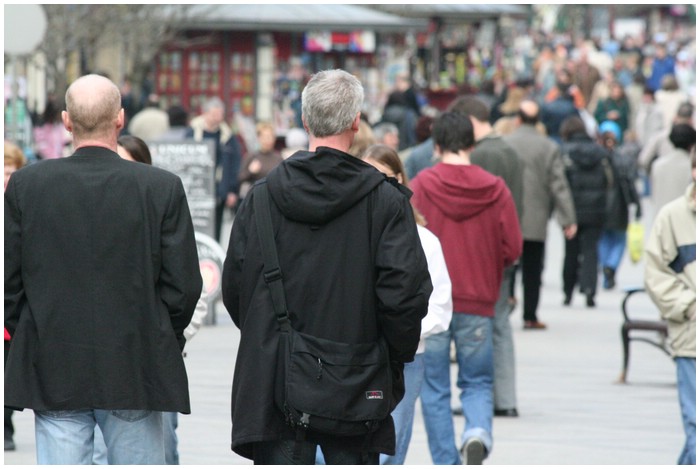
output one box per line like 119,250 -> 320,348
215,200 -> 225,242
4,342 -> 13,442
563,225 -> 603,298
521,240 -> 545,322
253,439 -> 379,465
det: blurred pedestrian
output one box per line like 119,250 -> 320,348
447,95 -> 523,417
281,127 -> 308,159
597,121 -> 642,290
4,74 -> 202,464
361,144 -> 452,465
646,43 -> 675,93
644,149 -> 695,466
4,140 -> 26,192
541,69 -> 581,144
238,121 -> 283,202
4,140 -> 26,452
347,118 -> 375,158
372,122 -> 400,152
649,123 -> 696,219
221,69 -> 431,465
594,81 -> 630,135
503,101 -> 577,328
412,112 -> 522,465
159,105 -> 190,141
634,86 -> 665,149
186,97 -> 243,242
116,134 -> 152,165
127,93 -> 169,141
380,73 -> 419,151
638,102 -> 694,178
655,75 -> 689,131
32,97 -> 70,160
560,116 -> 612,307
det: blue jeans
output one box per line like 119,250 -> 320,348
35,409 -> 164,464
676,357 -> 696,465
380,353 -> 425,464
420,313 -> 494,464
598,229 -> 627,270
93,411 -> 179,464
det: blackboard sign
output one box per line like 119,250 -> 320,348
149,140 -> 216,238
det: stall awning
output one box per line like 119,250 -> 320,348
370,4 -> 531,22
180,4 -> 428,32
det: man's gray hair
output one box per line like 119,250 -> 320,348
301,70 -> 364,138
372,122 -> 399,142
203,96 -> 224,113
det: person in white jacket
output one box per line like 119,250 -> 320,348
644,149 -> 696,466
361,144 -> 453,465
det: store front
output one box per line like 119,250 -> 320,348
152,4 -> 425,137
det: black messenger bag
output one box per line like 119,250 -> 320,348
254,183 -> 393,437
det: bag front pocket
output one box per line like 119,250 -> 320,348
285,330 -> 391,422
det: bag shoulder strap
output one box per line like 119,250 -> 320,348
253,183 -> 291,332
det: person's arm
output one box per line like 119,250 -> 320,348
222,137 -> 242,207
549,147 -> 578,233
417,228 -> 452,341
500,187 -> 524,267
4,177 -> 24,336
644,208 -> 696,322
221,191 -> 252,328
374,194 -> 432,363
184,287 -> 208,343
159,178 -> 203,350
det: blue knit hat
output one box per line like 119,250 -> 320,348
599,120 -> 621,142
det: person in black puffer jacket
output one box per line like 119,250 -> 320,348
560,116 -> 613,307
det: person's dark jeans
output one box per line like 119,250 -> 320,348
253,438 -> 379,465
521,240 -> 545,322
563,225 -> 603,298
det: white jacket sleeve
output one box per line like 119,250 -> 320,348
417,225 -> 453,340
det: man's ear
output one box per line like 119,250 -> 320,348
116,108 -> 125,131
61,110 -> 72,133
301,115 -> 310,134
351,113 -> 361,133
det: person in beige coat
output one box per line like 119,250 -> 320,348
503,101 -> 577,329
644,150 -> 695,465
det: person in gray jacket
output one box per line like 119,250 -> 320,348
644,150 -> 695,465
503,101 -> 577,328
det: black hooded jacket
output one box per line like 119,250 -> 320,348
222,146 -> 432,459
562,133 -> 612,226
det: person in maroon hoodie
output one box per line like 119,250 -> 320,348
412,112 -> 522,465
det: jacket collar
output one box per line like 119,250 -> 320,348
71,146 -> 120,159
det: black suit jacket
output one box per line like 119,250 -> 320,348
4,146 -> 202,413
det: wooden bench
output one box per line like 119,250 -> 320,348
617,287 -> 671,384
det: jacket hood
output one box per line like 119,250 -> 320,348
415,163 -> 505,221
563,135 -> 607,169
266,146 -> 387,225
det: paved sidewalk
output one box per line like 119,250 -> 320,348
4,213 -> 683,465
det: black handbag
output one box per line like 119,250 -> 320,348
253,183 -> 393,437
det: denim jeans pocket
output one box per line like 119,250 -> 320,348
110,409 -> 152,422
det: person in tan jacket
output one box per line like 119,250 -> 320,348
644,150 -> 695,465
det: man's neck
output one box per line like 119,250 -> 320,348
440,150 -> 471,166
308,133 -> 354,154
73,139 -> 117,152
473,121 -> 494,142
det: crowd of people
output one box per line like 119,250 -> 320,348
4,27 -> 695,466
